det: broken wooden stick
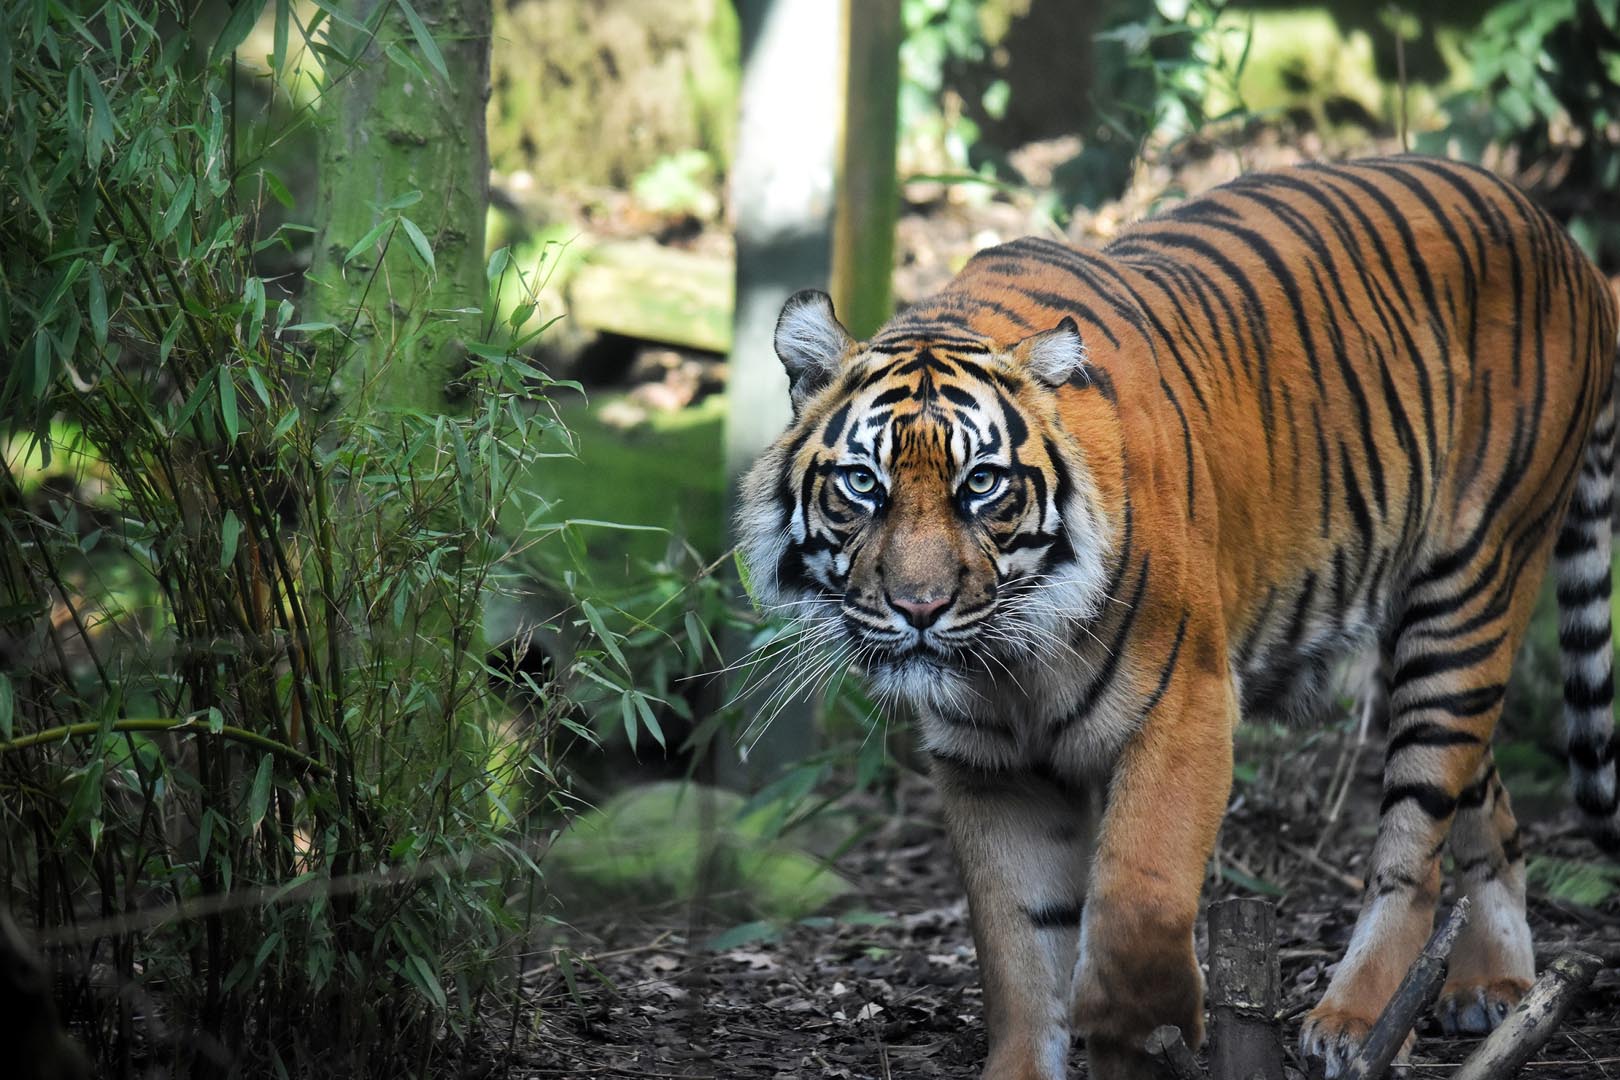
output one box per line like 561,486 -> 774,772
1449,951 -> 1604,1080
1341,896 -> 1471,1080
1208,897 -> 1285,1080
1145,1025 -> 1208,1080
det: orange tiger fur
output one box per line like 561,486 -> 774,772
737,156 -> 1619,1080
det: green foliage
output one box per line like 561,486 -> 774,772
899,0 -> 992,172
1424,0 -> 1620,266
631,149 -> 722,221
1526,854 -> 1620,906
0,1 -> 621,1074
1054,0 -> 1255,211
544,781 -> 851,921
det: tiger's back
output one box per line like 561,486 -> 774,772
737,156 -> 1618,1079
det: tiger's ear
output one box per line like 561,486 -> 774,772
775,289 -> 855,414
1013,317 -> 1087,389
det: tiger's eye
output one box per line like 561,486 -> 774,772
965,467 -> 999,495
844,467 -> 878,495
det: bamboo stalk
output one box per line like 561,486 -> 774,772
0,718 -> 329,776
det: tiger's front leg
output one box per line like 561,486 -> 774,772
1071,674 -> 1236,1080
934,756 -> 1097,1080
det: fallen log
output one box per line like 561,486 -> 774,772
1449,951 -> 1604,1080
1146,1024 -> 1208,1080
1208,897 -> 1285,1080
566,240 -> 734,354
1341,897 -> 1471,1080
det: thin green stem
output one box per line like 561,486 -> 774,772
2,719 -> 330,777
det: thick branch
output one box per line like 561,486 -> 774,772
1450,951 -> 1604,1080
1208,897 -> 1284,1080
1146,1025 -> 1208,1080
1341,897 -> 1470,1080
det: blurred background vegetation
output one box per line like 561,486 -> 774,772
2,0 -> 1617,1076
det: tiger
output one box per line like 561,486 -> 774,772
735,155 -> 1620,1079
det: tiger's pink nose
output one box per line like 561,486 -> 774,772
890,593 -> 951,629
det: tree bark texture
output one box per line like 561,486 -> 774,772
1145,1025 -> 1207,1080
307,0 -> 491,415
1208,897 -> 1285,1080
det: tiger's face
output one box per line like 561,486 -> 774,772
737,290 -> 1113,711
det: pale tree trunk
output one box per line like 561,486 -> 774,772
307,0 -> 491,413
721,0 -> 844,787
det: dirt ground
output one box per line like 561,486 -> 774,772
501,731 -> 1620,1080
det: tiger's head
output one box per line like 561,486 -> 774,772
736,290 -> 1113,711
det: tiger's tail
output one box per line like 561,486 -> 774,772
1557,374 -> 1619,853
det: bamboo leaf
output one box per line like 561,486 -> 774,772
85,73 -> 116,169
211,0 -> 269,65
620,692 -> 638,753
633,692 -> 666,750
197,810 -> 214,865
220,509 -> 242,568
171,369 -> 215,435
245,754 -> 273,831
159,314 -> 184,366
580,600 -> 628,674
395,0 -> 449,82
219,369 -> 239,441
261,168 -> 293,209
398,216 -> 435,274
86,264 -> 108,347
65,65 -> 83,151
382,41 -> 429,84
272,407 -> 300,440
272,0 -> 290,72
344,218 -> 391,263
485,246 -> 510,283
156,176 -> 195,242
59,761 -> 105,845
380,190 -> 422,211
41,257 -> 85,321
407,952 -> 446,1009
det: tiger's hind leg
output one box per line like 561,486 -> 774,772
1301,544 -> 1548,1076
1435,750 -> 1534,1033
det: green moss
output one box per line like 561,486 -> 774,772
487,0 -> 738,190
506,392 -> 726,582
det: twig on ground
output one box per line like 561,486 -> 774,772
1278,838 -> 1367,893
1208,898 -> 1285,1080
1314,716 -> 1370,856
1341,897 -> 1471,1080
1146,1025 -> 1208,1080
1450,951 -> 1605,1080
520,932 -> 678,981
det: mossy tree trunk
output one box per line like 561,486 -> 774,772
306,0 -> 491,415
300,0 -> 498,786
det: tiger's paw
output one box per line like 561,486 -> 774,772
1300,1006 -> 1414,1078
1435,978 -> 1529,1035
